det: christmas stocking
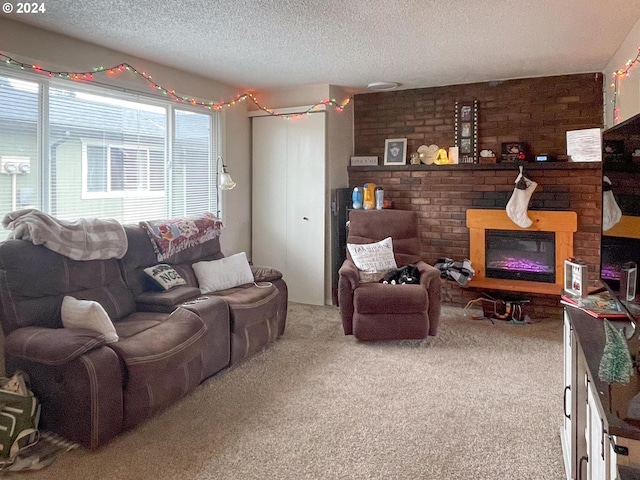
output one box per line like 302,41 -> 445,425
506,172 -> 537,228
602,176 -> 622,231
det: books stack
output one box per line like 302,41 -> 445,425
561,291 -> 629,319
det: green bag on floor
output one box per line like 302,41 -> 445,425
0,373 -> 40,462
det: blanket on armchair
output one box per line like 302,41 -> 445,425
1,209 -> 127,261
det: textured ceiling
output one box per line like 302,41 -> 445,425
10,0 -> 640,92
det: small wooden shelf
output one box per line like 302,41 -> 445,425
465,277 -> 563,295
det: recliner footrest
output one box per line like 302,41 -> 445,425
354,284 -> 427,314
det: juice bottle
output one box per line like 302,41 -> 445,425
352,186 -> 363,209
363,183 -> 376,210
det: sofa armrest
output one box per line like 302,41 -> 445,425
5,336 -> 124,450
416,261 -> 442,336
338,259 -> 360,290
136,285 -> 203,312
338,259 -> 360,335
250,265 -> 283,283
4,326 -> 108,366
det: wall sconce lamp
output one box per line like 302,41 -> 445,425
219,163 -> 236,190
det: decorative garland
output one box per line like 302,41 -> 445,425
0,52 -> 350,117
610,47 -> 640,124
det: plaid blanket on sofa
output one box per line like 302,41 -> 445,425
1,209 -> 127,261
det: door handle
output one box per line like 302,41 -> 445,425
578,455 -> 588,480
602,421 -> 606,460
563,385 -> 571,419
303,217 -> 309,221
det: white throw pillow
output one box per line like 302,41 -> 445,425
143,264 -> 187,291
61,296 -> 119,343
347,237 -> 397,273
193,252 -> 254,293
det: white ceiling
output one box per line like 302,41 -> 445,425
10,0 -> 640,92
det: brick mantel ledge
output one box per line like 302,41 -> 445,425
348,161 -> 602,173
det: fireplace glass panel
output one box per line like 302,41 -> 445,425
485,229 -> 556,283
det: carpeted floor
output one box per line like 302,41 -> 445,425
19,303 -> 566,480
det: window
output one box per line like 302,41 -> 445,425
83,144 -> 164,195
0,72 -> 220,241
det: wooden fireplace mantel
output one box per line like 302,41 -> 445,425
466,209 -> 578,295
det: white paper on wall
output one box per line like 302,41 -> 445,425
566,128 -> 602,162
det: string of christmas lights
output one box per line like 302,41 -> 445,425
0,52 -> 350,117
610,46 -> 640,124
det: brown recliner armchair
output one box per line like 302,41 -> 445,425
338,209 -> 441,341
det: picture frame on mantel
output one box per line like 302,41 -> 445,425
454,101 -> 478,163
384,138 -> 407,165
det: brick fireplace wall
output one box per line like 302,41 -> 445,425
349,74 -> 604,318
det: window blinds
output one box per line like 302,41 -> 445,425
0,73 -> 220,241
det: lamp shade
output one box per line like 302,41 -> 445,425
219,166 -> 236,190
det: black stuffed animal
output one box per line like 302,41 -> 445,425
382,265 -> 420,285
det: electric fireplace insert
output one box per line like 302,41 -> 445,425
485,229 -> 556,283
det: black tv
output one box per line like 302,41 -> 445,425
600,114 -> 640,320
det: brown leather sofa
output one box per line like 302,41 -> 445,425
119,225 -> 288,366
0,224 -> 287,450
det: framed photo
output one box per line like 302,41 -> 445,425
384,138 -> 407,165
454,101 -> 478,163
564,259 -> 588,297
603,140 -> 625,163
460,105 -> 472,121
500,142 -> 528,162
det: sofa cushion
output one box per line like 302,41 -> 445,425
61,296 -> 119,343
193,252 -> 254,293
0,239 -> 137,333
143,264 -> 187,291
213,284 -> 280,364
112,312 -> 165,337
106,307 -> 207,429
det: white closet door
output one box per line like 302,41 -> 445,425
251,112 -> 326,305
252,116 -> 288,275
285,113 -> 325,305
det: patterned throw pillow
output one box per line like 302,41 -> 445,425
347,237 -> 398,283
144,264 -> 187,291
347,237 -> 397,273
